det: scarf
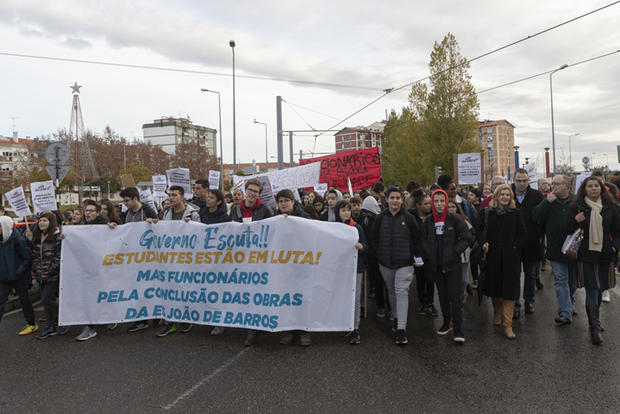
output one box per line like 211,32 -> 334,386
585,197 -> 603,252
431,189 -> 448,235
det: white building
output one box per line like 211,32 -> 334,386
142,117 -> 217,156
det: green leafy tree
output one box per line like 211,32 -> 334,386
383,33 -> 481,185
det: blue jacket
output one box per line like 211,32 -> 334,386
0,228 -> 33,281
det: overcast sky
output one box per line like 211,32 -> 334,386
1,0 -> 619,173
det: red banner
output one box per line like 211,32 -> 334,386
299,147 -> 381,191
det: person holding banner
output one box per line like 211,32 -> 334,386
335,200 -> 367,345
28,212 -> 63,339
120,187 -> 158,224
565,176 -> 620,345
230,178 -> 273,346
199,189 -> 232,225
189,179 -> 209,210
0,215 -> 36,336
370,186 -> 421,345
155,186 -> 200,337
274,189 -> 313,347
101,199 -> 121,225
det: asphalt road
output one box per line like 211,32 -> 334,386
1,268 -> 619,413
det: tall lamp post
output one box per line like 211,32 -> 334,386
513,145 -> 520,172
568,133 -> 580,169
549,63 -> 568,175
253,119 -> 268,171
200,88 -> 224,190
230,40 -> 237,174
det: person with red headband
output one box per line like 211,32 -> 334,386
421,189 -> 472,343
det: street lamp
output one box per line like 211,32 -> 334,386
549,63 -> 568,175
200,88 -> 224,190
513,145 -> 520,171
253,119 -> 268,172
568,133 -> 580,168
230,40 -> 237,174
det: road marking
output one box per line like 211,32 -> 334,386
163,347 -> 249,411
3,302 -> 42,317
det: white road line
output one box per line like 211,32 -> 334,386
3,301 -> 42,317
163,347 -> 249,411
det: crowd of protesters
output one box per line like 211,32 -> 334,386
1,170 -> 619,348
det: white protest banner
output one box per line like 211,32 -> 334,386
313,183 -> 328,196
152,175 -> 167,197
30,180 -> 57,213
457,153 -> 482,185
5,186 -> 32,217
59,216 -> 357,332
139,189 -> 157,212
574,172 -> 590,193
233,162 -> 321,192
166,168 -> 192,199
524,163 -> 538,190
256,176 -> 277,208
208,170 -> 221,190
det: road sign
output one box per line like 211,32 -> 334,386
45,165 -> 70,182
45,142 -> 70,164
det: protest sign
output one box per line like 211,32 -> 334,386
120,174 -> 136,189
299,147 -> 381,191
139,189 -> 157,212
5,186 -> 32,217
524,163 -> 538,190
233,162 -> 321,191
30,180 -> 57,213
152,175 -> 167,197
256,176 -> 276,208
456,153 -> 482,185
59,216 -> 358,332
208,170 -> 221,190
313,183 -> 328,196
166,168 -> 192,199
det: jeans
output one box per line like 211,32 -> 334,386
379,265 -> 414,330
40,281 -> 59,328
0,275 -> 35,327
354,272 -> 363,330
436,268 -> 462,330
516,260 -> 539,308
416,267 -> 434,305
550,260 -> 577,319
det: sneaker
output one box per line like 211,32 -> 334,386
554,316 -> 571,326
18,324 -> 38,336
127,321 -> 149,332
417,305 -> 427,315
210,326 -> 225,335
299,332 -> 312,347
57,325 -> 69,336
437,321 -> 453,336
426,304 -> 439,317
602,290 -> 611,303
525,303 -> 535,314
388,312 -> 395,321
280,333 -> 296,345
179,323 -> 192,333
394,329 -> 408,345
107,323 -> 118,330
76,326 -> 97,341
156,323 -> 176,337
244,330 -> 257,346
453,329 -> 465,343
349,330 -> 361,345
37,326 -> 57,340
536,279 -> 544,290
375,308 -> 386,318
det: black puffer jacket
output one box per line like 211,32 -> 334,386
200,202 -> 232,225
275,202 -> 310,218
370,207 -> 420,269
512,185 -> 544,261
31,232 -> 62,282
421,213 -> 472,277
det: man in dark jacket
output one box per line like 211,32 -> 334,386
229,178 -> 273,346
370,186 -> 421,345
120,187 -> 158,223
512,168 -> 543,317
200,189 -> 232,225
532,174 -> 577,325
189,179 -> 209,210
230,179 -> 273,223
0,215 -> 36,335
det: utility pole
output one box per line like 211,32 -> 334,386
276,96 -> 283,170
289,131 -> 294,167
